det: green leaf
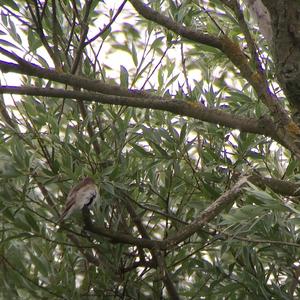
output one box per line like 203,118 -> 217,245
179,122 -> 187,144
148,140 -> 170,158
28,250 -> 49,277
130,143 -> 154,157
120,65 -> 129,88
24,212 -> 40,232
28,28 -> 42,52
165,73 -> 180,89
0,0 -> 19,11
102,181 -> 115,196
131,42 -> 138,67
101,27 -> 111,40
0,38 -> 20,49
246,188 -> 276,204
150,36 -> 164,50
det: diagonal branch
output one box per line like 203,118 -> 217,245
70,0 -> 92,74
84,0 -> 127,46
164,176 -> 250,249
78,172 -> 300,252
129,0 -> 223,49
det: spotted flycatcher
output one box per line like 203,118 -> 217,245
58,177 -> 99,223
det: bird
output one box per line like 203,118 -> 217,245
57,177 -> 99,224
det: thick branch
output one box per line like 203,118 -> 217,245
129,0 -> 300,157
0,85 -> 279,140
128,0 -> 282,117
249,174 -> 300,197
0,51 -> 154,98
0,46 -> 298,156
262,0 -> 300,123
129,0 -> 223,49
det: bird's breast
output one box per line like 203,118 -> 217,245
85,191 -> 97,207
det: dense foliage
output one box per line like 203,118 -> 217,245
0,0 -> 300,299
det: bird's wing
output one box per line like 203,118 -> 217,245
57,195 -> 76,223
67,179 -> 88,199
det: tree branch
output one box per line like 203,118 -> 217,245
0,41 -> 299,156
129,0 -> 223,49
229,0 -> 265,74
81,207 -> 165,249
120,193 -> 180,300
128,0 -> 280,116
0,85 -> 279,140
164,176 -> 250,249
79,173 -> 300,253
66,233 -> 117,273
128,0 -> 300,158
70,0 -> 92,74
249,174 -> 300,197
68,0 -> 101,156
0,48 -> 155,98
84,0 -> 127,46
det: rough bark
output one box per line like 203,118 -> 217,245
262,0 -> 300,123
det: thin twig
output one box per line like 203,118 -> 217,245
84,0 -> 127,46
